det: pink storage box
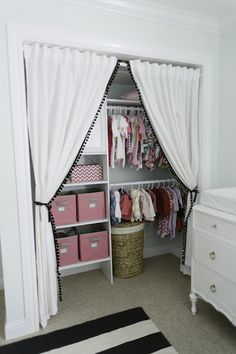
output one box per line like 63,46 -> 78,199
77,191 -> 106,222
70,165 -> 103,183
57,235 -> 78,266
79,231 -> 108,261
51,195 -> 77,226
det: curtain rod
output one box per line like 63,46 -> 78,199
110,178 -> 177,188
118,59 -> 199,71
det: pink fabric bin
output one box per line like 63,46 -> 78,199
51,195 -> 77,226
77,191 -> 106,222
79,231 -> 109,261
57,236 -> 78,266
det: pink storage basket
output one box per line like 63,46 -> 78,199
79,231 -> 108,262
57,235 -> 78,266
77,191 -> 105,222
70,165 -> 103,183
51,195 -> 77,226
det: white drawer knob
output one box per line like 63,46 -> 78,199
210,284 -> 216,293
211,224 -> 217,228
209,251 -> 216,260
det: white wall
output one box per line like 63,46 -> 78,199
218,27 -> 236,187
0,0 -> 220,338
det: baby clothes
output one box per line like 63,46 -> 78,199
167,188 -> 179,239
131,189 -> 142,222
118,116 -> 129,167
110,185 -> 184,238
114,190 -> 121,223
120,193 -> 132,220
110,191 -> 119,225
147,189 -> 157,213
140,189 -> 155,221
110,115 -> 129,168
110,116 -> 119,168
108,113 -> 167,170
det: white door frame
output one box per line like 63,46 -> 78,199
4,21 -> 215,339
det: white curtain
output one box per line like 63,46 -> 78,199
24,43 -> 117,328
130,60 -> 200,267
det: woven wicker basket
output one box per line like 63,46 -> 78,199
111,222 -> 145,278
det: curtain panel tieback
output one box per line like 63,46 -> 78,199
190,187 -> 199,204
34,201 -> 48,206
187,187 -> 199,221
34,201 -> 51,222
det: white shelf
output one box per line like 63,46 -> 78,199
59,257 -> 111,271
107,98 -> 142,106
63,180 -> 108,190
55,218 -> 109,229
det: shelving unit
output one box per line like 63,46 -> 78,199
55,103 -> 113,284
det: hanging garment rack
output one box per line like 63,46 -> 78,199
107,105 -> 144,115
110,178 -> 177,189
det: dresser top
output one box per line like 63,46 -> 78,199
200,187 -> 236,216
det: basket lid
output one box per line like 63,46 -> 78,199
111,222 -> 145,235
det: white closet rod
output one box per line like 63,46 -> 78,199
107,106 -> 144,115
110,178 -> 177,188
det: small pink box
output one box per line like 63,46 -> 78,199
79,231 -> 109,261
70,165 -> 103,183
77,192 -> 106,222
57,235 -> 78,266
51,195 -> 77,226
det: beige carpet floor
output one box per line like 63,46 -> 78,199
0,254 -> 236,353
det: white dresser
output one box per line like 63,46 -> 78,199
191,203 -> 236,326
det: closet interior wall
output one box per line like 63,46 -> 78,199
108,65 -> 183,258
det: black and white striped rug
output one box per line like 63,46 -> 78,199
0,307 -> 177,354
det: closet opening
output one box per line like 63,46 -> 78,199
22,44 -> 201,331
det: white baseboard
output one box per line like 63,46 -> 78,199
5,318 -> 39,340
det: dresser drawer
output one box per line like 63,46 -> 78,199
194,229 -> 236,284
194,262 -> 236,318
194,209 -> 236,241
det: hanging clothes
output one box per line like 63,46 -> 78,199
108,111 -> 168,170
114,190 -> 121,223
131,189 -> 142,222
110,183 -> 185,239
120,192 -> 132,221
140,189 -> 155,221
110,190 -> 119,225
